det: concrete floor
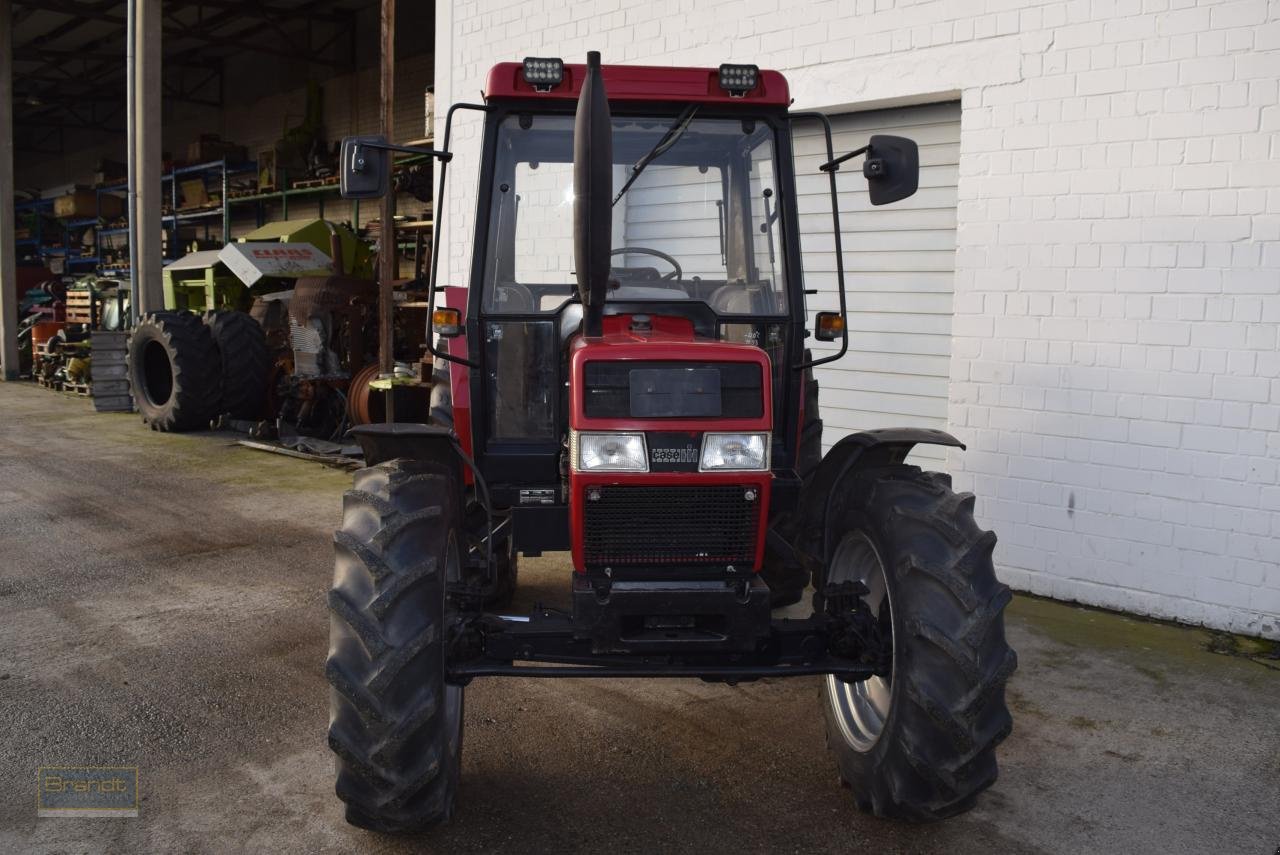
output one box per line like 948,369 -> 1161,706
1,381 -> 1277,854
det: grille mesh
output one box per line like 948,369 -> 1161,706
582,485 -> 759,567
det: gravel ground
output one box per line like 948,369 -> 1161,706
1,382 -> 1277,854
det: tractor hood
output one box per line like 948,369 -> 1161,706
568,313 -> 774,433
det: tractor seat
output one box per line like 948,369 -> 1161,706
557,285 -> 690,341
709,281 -> 773,316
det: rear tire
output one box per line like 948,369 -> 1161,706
126,311 -> 220,431
327,459 -> 464,833
202,310 -> 269,419
821,465 -> 1016,820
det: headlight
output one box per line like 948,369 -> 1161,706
700,432 -> 769,471
573,431 -> 648,472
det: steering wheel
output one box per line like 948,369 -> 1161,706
609,247 -> 683,282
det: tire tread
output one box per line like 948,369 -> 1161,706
821,465 -> 1016,821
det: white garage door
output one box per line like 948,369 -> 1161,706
792,102 -> 961,465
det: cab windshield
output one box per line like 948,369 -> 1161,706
482,111 -> 788,317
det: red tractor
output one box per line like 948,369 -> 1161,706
329,53 -> 1015,832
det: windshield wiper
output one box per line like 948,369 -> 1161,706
612,104 -> 699,206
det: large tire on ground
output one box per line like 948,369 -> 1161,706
126,311 -> 221,431
761,349 -> 822,606
326,459 -> 465,833
202,310 -> 269,420
820,465 -> 1016,820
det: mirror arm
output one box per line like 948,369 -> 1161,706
791,111 -> 850,372
818,144 -> 868,174
424,102 -> 488,372
350,140 -> 454,170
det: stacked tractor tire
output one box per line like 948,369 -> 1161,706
126,310 -> 269,431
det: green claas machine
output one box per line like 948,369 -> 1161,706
323,53 -> 1016,833
128,218 -> 376,432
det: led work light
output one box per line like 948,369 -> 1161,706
718,63 -> 759,96
522,57 -> 565,91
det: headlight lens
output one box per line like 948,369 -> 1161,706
700,432 -> 769,471
574,431 -> 648,472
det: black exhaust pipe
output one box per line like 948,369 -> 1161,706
573,51 -> 611,339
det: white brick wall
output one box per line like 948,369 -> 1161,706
436,0 -> 1280,639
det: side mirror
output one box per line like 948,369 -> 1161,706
863,134 -> 918,206
339,135 -> 391,199
814,311 -> 845,342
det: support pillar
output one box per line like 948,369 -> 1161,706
378,0 -> 396,421
133,0 -> 164,315
0,0 -> 19,380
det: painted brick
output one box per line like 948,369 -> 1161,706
437,0 -> 1280,639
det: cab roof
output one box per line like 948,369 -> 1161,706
484,61 -> 791,107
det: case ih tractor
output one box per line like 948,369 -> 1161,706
329,53 -> 1015,832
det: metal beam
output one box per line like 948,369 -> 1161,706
21,1 -> 351,68
378,0 -> 395,420
134,0 -> 163,315
1,0 -> 19,380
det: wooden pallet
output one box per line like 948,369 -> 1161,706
291,175 -> 338,190
63,382 -> 92,398
65,290 -> 93,324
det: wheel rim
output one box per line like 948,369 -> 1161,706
824,531 -> 894,752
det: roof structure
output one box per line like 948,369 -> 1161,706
10,0 -> 374,154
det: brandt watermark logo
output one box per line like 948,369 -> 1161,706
37,767 -> 139,817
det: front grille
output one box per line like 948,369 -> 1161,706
582,485 -> 759,567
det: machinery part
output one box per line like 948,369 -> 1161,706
250,297 -> 292,355
326,459 -> 464,832
461,500 -> 517,608
202,310 -> 269,420
126,312 -> 220,432
761,348 -> 822,607
429,360 -> 453,429
288,275 -> 377,377
65,356 -> 91,383
346,363 -> 382,426
488,530 -> 518,608
819,465 -> 1016,820
796,350 -> 824,480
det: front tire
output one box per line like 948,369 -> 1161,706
821,465 -> 1016,820
326,459 -> 464,833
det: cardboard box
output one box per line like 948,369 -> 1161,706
179,179 -> 209,209
187,134 -> 247,164
257,149 -> 278,191
54,190 -> 123,220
